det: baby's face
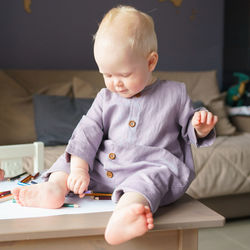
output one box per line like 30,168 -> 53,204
94,37 -> 154,98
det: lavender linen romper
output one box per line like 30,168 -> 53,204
44,80 -> 215,213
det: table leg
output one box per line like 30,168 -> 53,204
178,229 -> 198,250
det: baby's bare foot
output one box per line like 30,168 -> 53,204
11,182 -> 67,209
105,203 -> 154,245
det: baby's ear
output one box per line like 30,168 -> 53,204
147,52 -> 158,72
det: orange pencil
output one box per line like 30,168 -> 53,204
20,174 -> 33,183
31,172 -> 40,180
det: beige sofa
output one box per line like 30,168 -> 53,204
1,69 -> 250,218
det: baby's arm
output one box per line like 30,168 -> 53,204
192,110 -> 218,138
67,155 -> 90,198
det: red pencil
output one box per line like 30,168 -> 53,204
0,191 -> 11,197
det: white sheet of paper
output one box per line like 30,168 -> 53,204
0,179 -> 115,220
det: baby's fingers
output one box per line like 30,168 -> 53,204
78,183 -> 88,197
206,112 -> 213,124
200,110 -> 208,123
192,112 -> 201,126
73,180 -> 82,194
213,115 -> 218,126
67,177 -> 76,192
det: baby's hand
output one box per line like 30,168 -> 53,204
67,168 -> 90,198
192,110 -> 218,138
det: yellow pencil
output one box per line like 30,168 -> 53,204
0,194 -> 14,203
84,192 -> 112,197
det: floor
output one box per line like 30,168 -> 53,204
198,217 -> 250,250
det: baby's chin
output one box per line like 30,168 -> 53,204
116,90 -> 133,98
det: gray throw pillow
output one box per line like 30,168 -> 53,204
33,94 -> 94,146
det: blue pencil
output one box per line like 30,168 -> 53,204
17,181 -> 31,186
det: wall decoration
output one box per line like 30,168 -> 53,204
190,8 -> 197,21
24,0 -> 32,14
170,0 -> 183,7
159,0 -> 183,8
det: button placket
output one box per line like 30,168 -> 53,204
107,152 -> 116,178
129,98 -> 140,139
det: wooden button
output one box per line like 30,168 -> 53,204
106,171 -> 113,178
109,153 -> 116,160
129,120 -> 136,127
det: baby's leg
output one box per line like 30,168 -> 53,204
11,171 -> 69,209
105,192 -> 154,245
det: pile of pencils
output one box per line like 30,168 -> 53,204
0,172 -> 112,205
0,172 -> 39,203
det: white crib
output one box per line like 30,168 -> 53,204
0,142 -> 44,177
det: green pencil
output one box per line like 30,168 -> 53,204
62,203 -> 80,208
12,199 -> 79,208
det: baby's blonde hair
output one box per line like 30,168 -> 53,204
94,5 -> 158,57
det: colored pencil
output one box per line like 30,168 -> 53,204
31,172 -> 40,180
12,199 -> 80,208
0,190 -> 11,197
0,194 -> 14,202
62,203 -> 80,208
20,172 -> 40,183
17,181 -> 31,186
85,192 -> 112,197
8,172 -> 27,181
20,174 -> 33,183
94,196 -> 111,200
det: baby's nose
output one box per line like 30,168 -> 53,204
114,78 -> 123,87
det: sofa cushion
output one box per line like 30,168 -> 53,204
188,132 -> 250,199
0,70 -> 75,145
5,70 -> 76,94
0,71 -> 35,145
33,94 -> 94,146
73,77 -> 99,98
153,70 -> 220,103
5,69 -> 105,94
206,92 -> 236,135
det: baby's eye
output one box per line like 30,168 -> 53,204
122,73 -> 131,77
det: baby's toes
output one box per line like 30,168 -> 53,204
18,188 -> 29,206
11,187 -> 21,202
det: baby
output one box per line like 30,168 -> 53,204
12,6 -> 218,245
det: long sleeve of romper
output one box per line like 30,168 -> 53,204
178,82 -> 216,148
65,90 -> 104,171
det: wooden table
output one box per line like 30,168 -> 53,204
0,195 -> 224,250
